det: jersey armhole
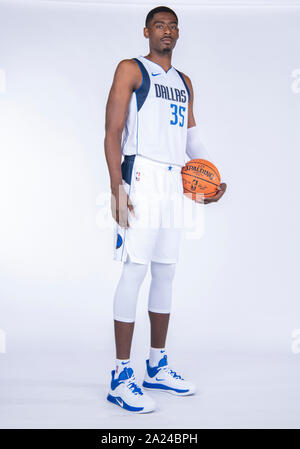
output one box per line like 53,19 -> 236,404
131,58 -> 150,112
132,58 -> 144,92
174,68 -> 191,102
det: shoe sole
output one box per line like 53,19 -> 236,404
107,394 -> 155,413
142,385 -> 196,396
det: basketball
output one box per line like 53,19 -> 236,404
181,159 -> 221,200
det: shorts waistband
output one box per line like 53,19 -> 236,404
124,154 -> 182,171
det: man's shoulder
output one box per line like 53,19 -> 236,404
114,58 -> 141,80
116,58 -> 140,71
113,58 -> 142,90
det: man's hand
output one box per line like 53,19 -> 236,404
195,182 -> 227,204
111,184 -> 135,228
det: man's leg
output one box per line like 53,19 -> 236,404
107,255 -> 156,413
142,261 -> 196,395
114,321 -> 134,360
148,311 -> 170,349
113,255 -> 148,366
148,261 -> 176,364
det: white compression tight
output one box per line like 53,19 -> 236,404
113,256 -> 176,323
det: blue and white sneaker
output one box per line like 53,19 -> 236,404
107,366 -> 156,413
142,354 -> 196,396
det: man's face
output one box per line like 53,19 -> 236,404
144,12 -> 179,54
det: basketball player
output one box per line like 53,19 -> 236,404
104,6 -> 227,413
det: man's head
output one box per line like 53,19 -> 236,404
144,6 -> 179,54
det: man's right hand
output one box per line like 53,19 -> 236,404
111,184 -> 135,228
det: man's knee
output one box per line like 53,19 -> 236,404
122,256 -> 148,285
150,261 -> 176,283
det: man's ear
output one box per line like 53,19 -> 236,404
143,27 -> 149,39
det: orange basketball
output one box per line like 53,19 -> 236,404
181,159 -> 221,200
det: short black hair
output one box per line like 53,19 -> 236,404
145,6 -> 178,28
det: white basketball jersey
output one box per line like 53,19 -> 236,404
121,55 -> 190,167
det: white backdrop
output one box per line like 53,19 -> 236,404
0,0 -> 300,429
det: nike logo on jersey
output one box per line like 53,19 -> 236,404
121,361 -> 129,365
156,377 -> 165,382
152,72 -> 161,76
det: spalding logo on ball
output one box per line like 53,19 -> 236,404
181,159 -> 221,200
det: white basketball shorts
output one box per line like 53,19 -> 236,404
113,154 -> 185,264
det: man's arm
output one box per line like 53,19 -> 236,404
182,72 -> 227,204
182,73 -> 196,129
104,59 -> 142,226
182,72 -> 209,158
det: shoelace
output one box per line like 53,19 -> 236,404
161,366 -> 184,380
126,376 -> 143,395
